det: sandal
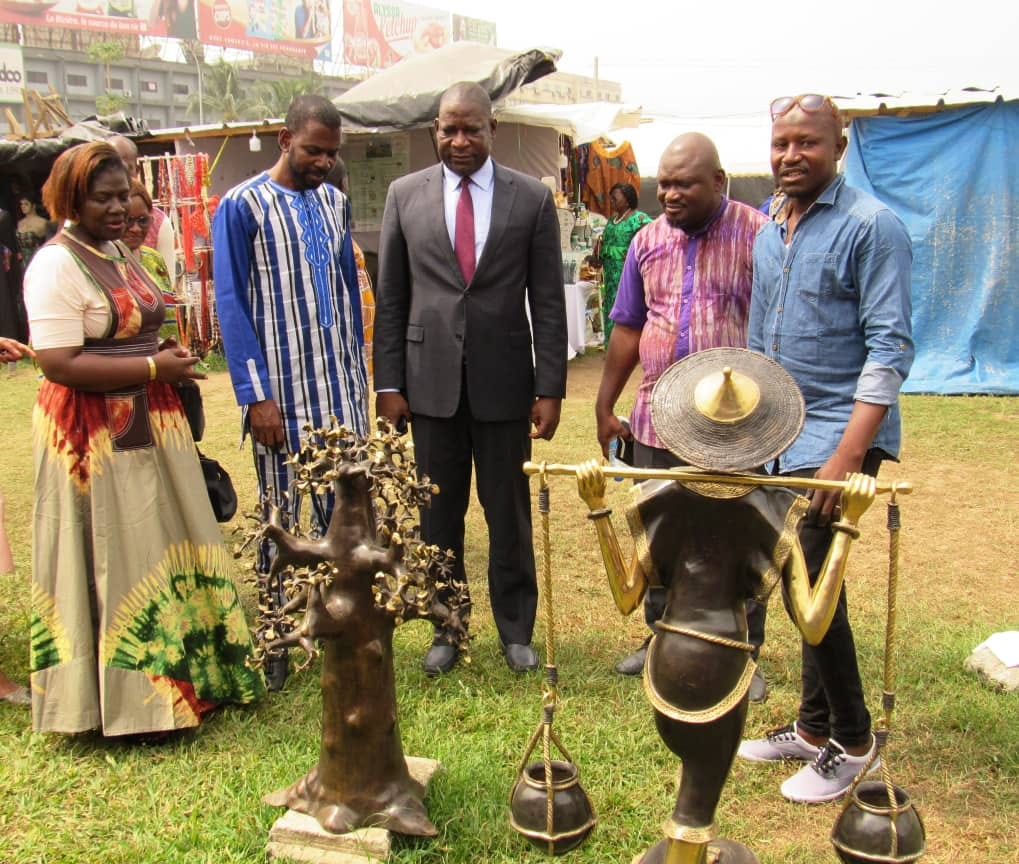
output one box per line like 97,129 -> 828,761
0,685 -> 30,706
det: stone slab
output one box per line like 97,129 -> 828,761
266,757 -> 442,864
965,647 -> 1019,692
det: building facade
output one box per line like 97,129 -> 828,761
510,70 -> 622,106
10,36 -> 355,130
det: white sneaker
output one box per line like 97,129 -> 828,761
737,722 -> 820,762
780,737 -> 880,803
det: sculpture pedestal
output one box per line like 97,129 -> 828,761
634,837 -> 760,864
266,757 -> 442,864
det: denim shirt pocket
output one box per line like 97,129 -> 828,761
796,252 -> 859,333
796,252 -> 840,301
783,252 -> 841,366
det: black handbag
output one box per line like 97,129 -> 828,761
176,381 -> 206,442
197,450 -> 238,523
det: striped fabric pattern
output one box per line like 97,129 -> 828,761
613,201 -> 766,449
213,173 -> 368,454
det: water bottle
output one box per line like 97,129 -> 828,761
608,417 -> 633,481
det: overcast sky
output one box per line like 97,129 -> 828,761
449,0 -> 1016,115
441,0 -> 1017,172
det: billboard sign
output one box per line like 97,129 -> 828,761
196,0 -> 332,59
0,0 -> 196,38
342,0 -> 449,69
451,14 -> 494,46
0,43 -> 25,105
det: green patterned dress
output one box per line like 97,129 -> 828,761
600,210 -> 651,339
27,234 -> 264,735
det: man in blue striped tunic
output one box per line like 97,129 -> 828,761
213,95 -> 369,690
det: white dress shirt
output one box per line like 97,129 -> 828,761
442,156 -> 494,267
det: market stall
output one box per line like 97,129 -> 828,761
138,43 -> 646,356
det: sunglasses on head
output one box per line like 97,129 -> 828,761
770,94 -> 840,121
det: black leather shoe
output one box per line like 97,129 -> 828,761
748,666 -> 768,703
423,643 -> 460,676
614,641 -> 649,676
502,642 -> 539,672
264,650 -> 289,692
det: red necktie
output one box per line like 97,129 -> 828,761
454,176 -> 476,284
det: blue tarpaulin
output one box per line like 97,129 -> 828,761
844,101 -> 1019,394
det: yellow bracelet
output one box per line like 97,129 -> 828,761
147,356 -> 157,381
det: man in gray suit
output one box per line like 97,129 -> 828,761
374,81 -> 568,676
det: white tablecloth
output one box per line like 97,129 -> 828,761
528,280 -> 600,361
564,281 -> 599,358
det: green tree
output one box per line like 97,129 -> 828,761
248,73 -> 325,120
87,39 -> 127,115
187,58 -> 253,122
96,93 -> 129,116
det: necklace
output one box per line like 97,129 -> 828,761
63,228 -> 130,280
612,208 -> 633,224
62,227 -> 125,262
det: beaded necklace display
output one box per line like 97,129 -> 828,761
139,152 -> 216,356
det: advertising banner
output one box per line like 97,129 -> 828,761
196,0 -> 332,59
450,14 -> 494,46
342,0 -> 449,69
0,0 -> 196,38
0,42 -> 25,105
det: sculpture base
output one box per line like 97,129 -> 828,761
266,756 -> 441,864
635,837 -> 760,864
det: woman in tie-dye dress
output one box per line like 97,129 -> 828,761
23,141 -> 264,737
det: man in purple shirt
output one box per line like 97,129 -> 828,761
594,133 -> 769,682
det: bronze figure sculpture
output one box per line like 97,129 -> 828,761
574,348 -> 879,864
241,419 -> 469,837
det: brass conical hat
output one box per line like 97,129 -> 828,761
650,348 -> 805,472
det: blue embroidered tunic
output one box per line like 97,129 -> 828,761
213,173 -> 368,451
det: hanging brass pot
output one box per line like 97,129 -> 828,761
509,471 -> 596,855
509,759 -> 596,855
831,780 -> 926,863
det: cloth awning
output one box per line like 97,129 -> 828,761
334,42 -> 561,133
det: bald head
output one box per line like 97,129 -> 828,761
659,132 -> 722,177
656,132 -> 725,232
109,135 -> 139,177
438,81 -> 492,119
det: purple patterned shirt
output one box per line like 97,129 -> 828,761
611,197 -> 766,449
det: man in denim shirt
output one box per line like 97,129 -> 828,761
738,94 -> 914,804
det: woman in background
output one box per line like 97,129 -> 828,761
594,182 -> 650,340
23,142 -> 263,737
327,159 -> 374,387
1,209 -> 28,369
124,179 -> 204,441
0,337 -> 33,706
123,179 -> 174,303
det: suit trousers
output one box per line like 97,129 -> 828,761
779,449 -> 884,749
410,373 -> 538,647
634,440 -> 767,655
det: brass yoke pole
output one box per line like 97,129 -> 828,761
523,461 -> 912,497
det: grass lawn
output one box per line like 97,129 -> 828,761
0,352 -> 1016,863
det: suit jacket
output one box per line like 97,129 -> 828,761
374,161 -> 567,421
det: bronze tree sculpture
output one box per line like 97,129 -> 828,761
239,418 -> 470,837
